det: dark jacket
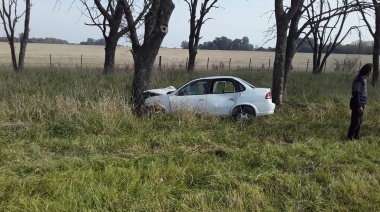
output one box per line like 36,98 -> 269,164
350,75 -> 368,109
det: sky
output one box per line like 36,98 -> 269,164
7,0 -> 369,48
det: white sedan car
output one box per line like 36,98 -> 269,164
144,76 -> 275,120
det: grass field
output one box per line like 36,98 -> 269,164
0,42 -> 373,71
0,66 -> 380,211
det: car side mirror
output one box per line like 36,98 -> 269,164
167,91 -> 174,95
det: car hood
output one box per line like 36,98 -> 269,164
144,86 -> 176,95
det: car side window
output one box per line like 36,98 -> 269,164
177,80 -> 209,96
235,81 -> 246,92
211,80 -> 236,94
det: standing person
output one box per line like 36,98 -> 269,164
347,63 -> 373,140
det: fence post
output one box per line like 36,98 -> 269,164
186,57 -> 188,69
229,58 -> 231,71
50,54 -> 52,67
159,56 -> 162,71
306,59 -> 309,72
81,54 -> 83,70
207,57 -> 209,70
249,58 -> 252,70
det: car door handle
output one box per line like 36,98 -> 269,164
229,98 -> 235,101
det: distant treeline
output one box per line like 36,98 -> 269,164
0,36 -> 108,46
181,36 -> 254,51
79,38 -> 106,46
297,39 -> 373,55
182,36 -> 374,55
0,37 -> 69,44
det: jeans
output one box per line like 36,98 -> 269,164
348,109 -> 363,140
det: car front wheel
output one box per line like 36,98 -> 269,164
233,107 -> 255,121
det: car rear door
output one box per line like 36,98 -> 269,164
206,79 -> 240,116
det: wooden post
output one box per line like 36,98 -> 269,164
81,54 -> 83,70
159,56 -> 162,71
229,58 -> 231,71
186,57 -> 188,69
306,59 -> 309,72
50,54 -> 52,67
249,58 -> 252,70
207,57 -> 209,70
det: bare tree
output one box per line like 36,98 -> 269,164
0,0 -> 31,72
120,0 -> 175,114
80,0 -> 149,74
184,0 -> 219,71
356,0 -> 380,85
305,0 -> 359,74
272,0 -> 363,104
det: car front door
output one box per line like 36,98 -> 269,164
169,79 -> 209,114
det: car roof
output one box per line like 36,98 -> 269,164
194,76 -> 241,81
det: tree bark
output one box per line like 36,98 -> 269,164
272,24 -> 287,105
103,36 -> 118,74
272,0 -> 304,105
131,46 -> 156,113
187,46 -> 197,71
9,38 -> 17,70
372,2 -> 380,86
17,0 -> 31,72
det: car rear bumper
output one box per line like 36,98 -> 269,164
256,101 -> 276,116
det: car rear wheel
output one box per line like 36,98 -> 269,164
233,107 -> 255,121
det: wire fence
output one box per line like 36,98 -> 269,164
27,54 -> 370,73
0,43 -> 373,72
13,53 -> 313,72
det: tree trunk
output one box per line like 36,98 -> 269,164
17,0 -> 31,72
131,46 -> 155,114
187,45 -> 197,71
186,0 -> 198,72
129,0 -> 175,114
273,0 -> 304,105
372,5 -> 380,86
103,36 -> 118,74
272,25 -> 287,105
9,39 -> 18,70
373,34 -> 380,85
131,44 -> 162,114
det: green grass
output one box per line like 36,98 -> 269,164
0,67 -> 380,211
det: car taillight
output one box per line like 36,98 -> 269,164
265,91 -> 272,99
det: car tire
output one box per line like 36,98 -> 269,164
233,107 -> 255,121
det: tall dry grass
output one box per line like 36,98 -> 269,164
0,67 -> 380,211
